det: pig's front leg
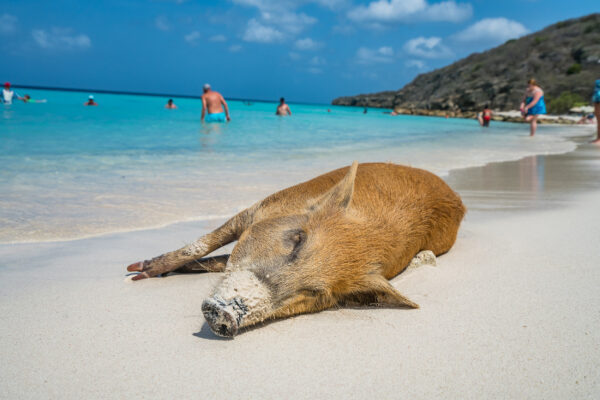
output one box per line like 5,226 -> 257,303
173,255 -> 229,274
127,210 -> 252,280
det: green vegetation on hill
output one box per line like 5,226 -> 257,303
332,13 -> 600,114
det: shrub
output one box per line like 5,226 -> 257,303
566,63 -> 582,75
548,92 -> 585,114
534,36 -> 547,45
584,22 -> 600,34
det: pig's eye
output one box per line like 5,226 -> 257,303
285,229 -> 306,260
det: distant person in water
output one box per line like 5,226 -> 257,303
520,78 -> 546,136
21,94 -> 46,103
84,95 -> 98,106
276,97 -> 292,116
576,113 -> 595,125
165,99 -> 177,109
593,79 -> 600,144
478,104 -> 493,127
2,82 -> 21,104
363,107 -> 368,114
201,84 -> 230,123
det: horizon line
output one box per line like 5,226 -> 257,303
11,84 -> 330,106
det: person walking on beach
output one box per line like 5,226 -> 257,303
520,79 -> 546,137
165,99 -> 177,109
276,97 -> 292,116
84,95 -> 98,106
592,79 -> 600,144
478,104 -> 493,127
201,84 -> 230,123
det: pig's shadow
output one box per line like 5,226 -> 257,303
194,319 -> 281,340
193,323 -> 231,341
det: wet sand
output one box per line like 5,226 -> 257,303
1,141 -> 600,399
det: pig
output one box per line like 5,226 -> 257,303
127,162 -> 466,337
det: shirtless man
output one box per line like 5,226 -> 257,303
201,84 -> 230,123
275,97 -> 292,116
165,99 -> 177,109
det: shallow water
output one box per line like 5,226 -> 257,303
0,88 -> 583,243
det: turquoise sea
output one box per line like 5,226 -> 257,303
1,88 -> 578,243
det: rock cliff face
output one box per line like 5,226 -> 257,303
332,13 -> 600,114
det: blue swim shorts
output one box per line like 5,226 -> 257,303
205,112 -> 226,123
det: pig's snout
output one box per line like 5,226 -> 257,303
202,270 -> 274,337
202,297 -> 240,337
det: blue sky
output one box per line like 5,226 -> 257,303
1,1 -> 596,103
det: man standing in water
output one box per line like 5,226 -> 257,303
2,82 -> 21,104
201,84 -> 230,123
276,97 -> 292,116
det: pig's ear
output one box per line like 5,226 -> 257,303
341,274 -> 419,309
310,161 -> 358,213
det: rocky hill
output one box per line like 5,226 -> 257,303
332,13 -> 600,115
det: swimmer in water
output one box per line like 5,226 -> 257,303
84,95 -> 98,106
21,94 -> 47,103
275,97 -> 292,116
165,99 -> 177,109
478,104 -> 493,127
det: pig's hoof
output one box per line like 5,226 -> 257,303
202,298 -> 238,338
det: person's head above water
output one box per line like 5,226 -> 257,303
4,82 -> 10,89
89,95 -> 94,100
168,99 -> 173,104
203,83 -> 211,93
280,97 -> 285,104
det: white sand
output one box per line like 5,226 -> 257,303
1,151 -> 600,398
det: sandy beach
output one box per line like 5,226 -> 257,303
1,130 -> 599,399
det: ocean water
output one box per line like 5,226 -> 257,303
1,88 -> 579,243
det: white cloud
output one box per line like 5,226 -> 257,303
229,44 -> 243,52
209,34 -> 227,42
32,28 -> 91,50
0,14 -> 18,34
309,55 -> 326,66
332,24 -> 354,35
425,1 -> 472,22
261,11 -> 316,35
155,16 -> 170,31
233,0 -> 317,42
405,59 -> 427,69
453,18 -> 529,44
403,36 -> 452,58
378,46 -> 394,56
289,51 -> 301,60
294,37 -> 322,50
243,19 -> 284,43
184,31 -> 201,45
348,0 -> 471,24
355,46 -> 395,64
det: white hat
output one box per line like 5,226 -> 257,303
203,83 -> 211,90
89,95 -> 94,99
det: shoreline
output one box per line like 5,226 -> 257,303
1,131 -> 600,398
1,124 -> 592,246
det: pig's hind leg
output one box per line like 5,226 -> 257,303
127,209 -> 252,280
407,250 -> 437,269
